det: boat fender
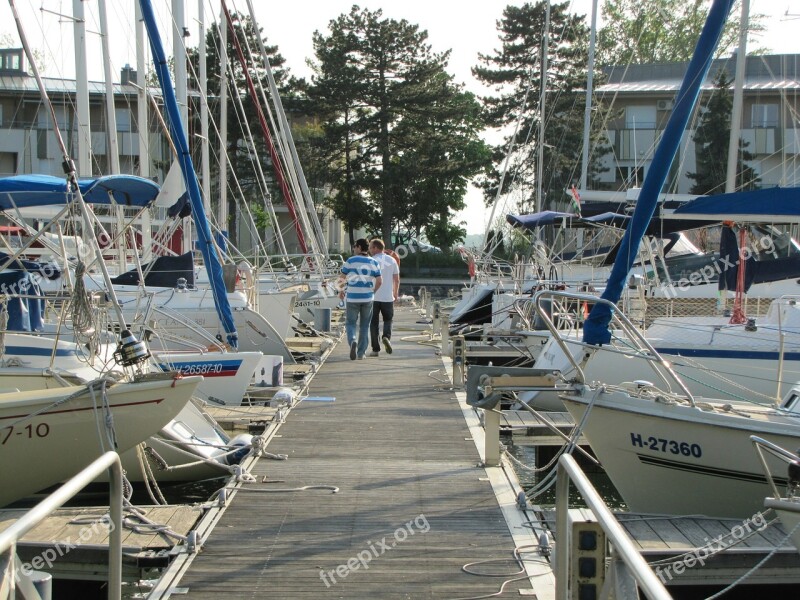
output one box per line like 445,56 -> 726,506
272,387 -> 296,406
225,433 -> 254,465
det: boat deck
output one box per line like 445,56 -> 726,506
154,306 -> 548,598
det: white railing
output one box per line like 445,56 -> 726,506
555,454 -> 671,600
0,451 -> 123,600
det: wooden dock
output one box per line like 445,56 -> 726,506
500,410 -> 588,448
151,307 -> 549,598
539,508 -> 800,587
0,505 -> 202,581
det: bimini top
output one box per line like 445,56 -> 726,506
669,186 -> 800,223
0,174 -> 160,210
506,211 -> 580,228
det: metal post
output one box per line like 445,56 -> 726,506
440,315 -> 450,350
108,458 -> 123,600
555,461 -> 570,600
0,452 -> 123,600
451,335 -> 465,389
555,455 -> 671,600
484,409 -> 501,467
432,301 -> 441,335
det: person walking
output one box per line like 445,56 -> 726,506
368,238 -> 400,357
339,238 -> 382,360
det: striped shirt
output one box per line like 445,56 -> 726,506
341,255 -> 381,303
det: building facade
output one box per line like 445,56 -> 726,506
584,53 -> 800,202
0,47 -> 347,255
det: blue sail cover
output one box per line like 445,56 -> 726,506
507,211 -> 577,228
581,212 -> 630,226
583,0 -> 735,345
0,174 -> 160,210
671,187 -> 800,222
139,0 -> 238,348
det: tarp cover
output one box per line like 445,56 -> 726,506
671,186 -> 800,222
507,211 -> 577,228
110,252 -> 195,288
0,174 -> 160,210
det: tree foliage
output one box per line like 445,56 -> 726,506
473,1 -> 609,215
597,0 -> 767,66
307,5 -> 490,247
687,69 -> 759,195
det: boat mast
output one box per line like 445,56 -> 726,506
172,0 -> 192,254
579,0 -> 598,192
135,0 -> 152,262
219,1 -> 309,257
98,0 -> 126,274
199,0 -> 211,217
245,0 -> 329,265
218,8 -> 229,234
725,0 -> 749,193
72,0 -> 91,176
139,0 -> 239,348
535,0 -> 550,214
10,0 -> 127,328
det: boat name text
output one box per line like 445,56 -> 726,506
630,433 -> 702,457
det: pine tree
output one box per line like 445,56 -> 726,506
473,1 -> 608,216
308,6 -> 489,246
688,69 -> 760,195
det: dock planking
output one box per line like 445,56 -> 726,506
0,505 -> 201,580
540,508 -> 800,586
169,307 -> 538,598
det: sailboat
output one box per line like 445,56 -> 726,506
0,372 -> 202,507
533,0 -> 800,520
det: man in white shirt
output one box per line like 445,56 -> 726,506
368,238 -> 400,357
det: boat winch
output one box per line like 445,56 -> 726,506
114,329 -> 150,367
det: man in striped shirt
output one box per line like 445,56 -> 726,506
339,239 -> 382,360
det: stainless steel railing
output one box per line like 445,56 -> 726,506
530,289 -> 696,405
0,451 -> 123,600
555,453 -> 671,600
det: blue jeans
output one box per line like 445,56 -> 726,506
346,301 -> 373,358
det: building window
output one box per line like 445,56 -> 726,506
115,108 -> 131,133
37,130 -> 48,159
617,165 -> 645,187
625,106 -> 657,129
0,49 -> 23,73
751,103 -> 778,128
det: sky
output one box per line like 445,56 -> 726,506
0,1 -> 798,235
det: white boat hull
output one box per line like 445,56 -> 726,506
117,399 -> 235,483
562,386 -> 800,518
530,331 -> 800,408
152,350 -> 262,405
0,374 -> 201,507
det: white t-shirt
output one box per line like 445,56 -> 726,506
372,252 -> 399,303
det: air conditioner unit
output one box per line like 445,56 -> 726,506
656,99 -> 674,111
